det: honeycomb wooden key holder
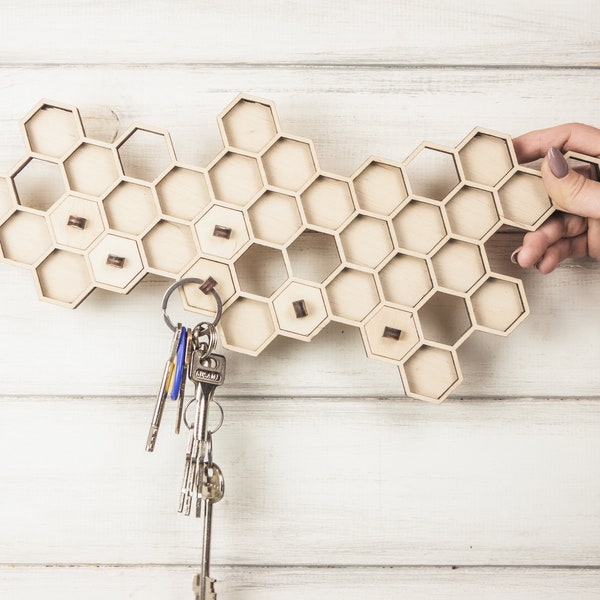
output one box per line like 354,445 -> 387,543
2,94 -> 599,402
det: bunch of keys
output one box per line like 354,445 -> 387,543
146,277 -> 226,600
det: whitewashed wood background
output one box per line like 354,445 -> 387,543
1,1 -> 600,598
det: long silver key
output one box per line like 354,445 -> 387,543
146,323 -> 182,452
190,352 -> 226,445
194,435 -> 224,600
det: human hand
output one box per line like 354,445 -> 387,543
511,123 -> 600,273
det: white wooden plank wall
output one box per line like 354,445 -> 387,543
1,2 -> 599,598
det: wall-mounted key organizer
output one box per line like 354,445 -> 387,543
2,95 -> 598,402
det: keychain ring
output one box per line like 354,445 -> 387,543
162,278 -> 223,333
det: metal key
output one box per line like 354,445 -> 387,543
193,435 -> 225,600
190,351 -> 226,446
146,323 -> 182,452
175,332 -> 194,435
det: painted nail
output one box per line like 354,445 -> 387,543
510,247 -> 522,264
547,147 -> 569,179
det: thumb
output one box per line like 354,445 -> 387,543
542,147 -> 600,218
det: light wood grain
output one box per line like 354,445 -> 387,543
1,566 -> 600,599
1,1 -> 599,66
1,3 -> 599,597
0,67 -> 599,176
1,233 -> 599,398
1,396 -> 599,565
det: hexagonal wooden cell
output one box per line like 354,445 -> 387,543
497,169 -> 554,229
248,191 -> 303,247
444,185 -> 501,242
325,267 -> 380,325
287,229 -> 341,283
116,126 -> 175,183
431,239 -> 487,294
22,100 -> 84,159
142,219 -> 198,276
404,144 -> 460,201
102,180 -> 159,237
0,209 -> 52,266
392,199 -> 447,255
457,129 -> 516,187
49,194 -> 105,251
339,215 -> 394,270
218,96 -> 279,154
400,345 -> 462,403
234,243 -> 289,299
220,296 -> 277,356
88,234 -> 145,292
209,150 -> 264,207
64,141 -> 120,197
470,274 -> 529,335
272,280 -> 329,341
261,136 -> 318,192
300,175 -> 356,232
11,157 -> 67,211
155,165 -> 212,221
34,249 -> 93,307
362,304 -> 420,363
377,253 -> 433,308
180,258 -> 237,315
417,291 -> 473,348
195,205 -> 250,261
352,158 -> 408,216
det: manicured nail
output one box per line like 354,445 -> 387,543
547,147 -> 569,179
510,247 -> 522,264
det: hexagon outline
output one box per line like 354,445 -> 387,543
271,278 -> 330,342
442,182 -> 503,243
360,301 -> 421,365
154,161 -> 214,222
455,127 -> 518,187
47,192 -> 106,251
33,247 -> 95,308
86,233 -> 146,293
259,134 -> 320,193
351,155 -> 409,217
496,167 -> 555,231
9,155 -> 69,213
217,94 -> 280,154
468,272 -> 530,336
219,292 -> 278,356
20,99 -> 85,160
402,142 -> 462,201
114,124 -> 177,184
399,343 -> 463,404
63,139 -> 123,197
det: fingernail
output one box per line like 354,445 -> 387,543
510,247 -> 522,264
547,147 -> 569,179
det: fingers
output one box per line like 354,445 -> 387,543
513,123 -> 600,164
514,213 -> 588,267
541,149 -> 600,218
535,234 -> 589,274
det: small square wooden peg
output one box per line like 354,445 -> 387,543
382,326 -> 402,340
213,224 -> 232,239
199,276 -> 218,295
106,254 -> 126,269
67,215 -> 87,230
293,299 -> 308,318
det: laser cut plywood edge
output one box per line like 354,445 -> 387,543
2,95 -> 598,403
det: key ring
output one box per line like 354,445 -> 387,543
183,397 -> 224,434
161,278 -> 223,333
